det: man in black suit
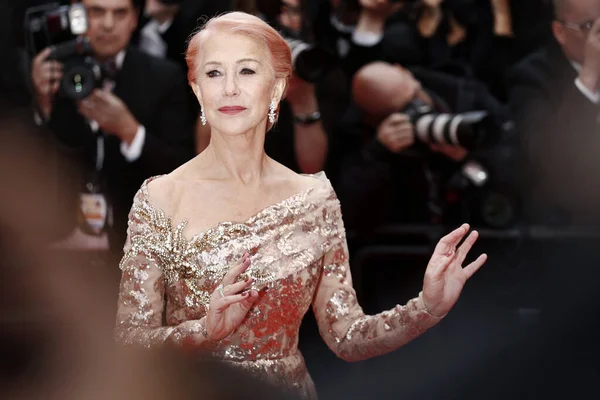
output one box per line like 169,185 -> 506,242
506,2 -> 600,393
30,0 -> 195,251
507,0 -> 600,226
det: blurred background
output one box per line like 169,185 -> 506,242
2,0 -> 600,399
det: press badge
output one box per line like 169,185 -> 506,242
78,192 -> 109,235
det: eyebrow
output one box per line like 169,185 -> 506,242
204,58 -> 261,67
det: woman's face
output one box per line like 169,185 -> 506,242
192,32 -> 284,136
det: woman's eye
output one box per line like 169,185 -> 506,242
206,70 -> 220,78
241,68 -> 255,75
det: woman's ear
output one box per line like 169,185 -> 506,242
191,82 -> 203,106
272,77 -> 287,104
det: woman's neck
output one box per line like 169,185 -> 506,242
199,126 -> 270,185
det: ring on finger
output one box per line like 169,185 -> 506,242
216,283 -> 225,298
237,272 -> 249,283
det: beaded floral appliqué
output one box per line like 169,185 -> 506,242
119,193 -> 250,307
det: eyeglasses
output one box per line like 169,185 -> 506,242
558,19 -> 595,33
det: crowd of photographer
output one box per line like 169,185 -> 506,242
13,0 -> 536,251
11,0 -> 600,270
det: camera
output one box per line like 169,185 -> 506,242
24,2 -> 88,56
23,2 -> 109,100
47,36 -> 110,100
284,37 -> 339,82
402,99 -> 500,151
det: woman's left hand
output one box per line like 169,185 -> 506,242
422,224 -> 487,317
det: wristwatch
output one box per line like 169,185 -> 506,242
293,111 -> 321,125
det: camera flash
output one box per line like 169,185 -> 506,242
69,4 -> 88,35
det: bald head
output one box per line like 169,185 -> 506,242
352,61 -> 420,119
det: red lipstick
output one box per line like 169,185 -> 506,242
218,106 -> 247,115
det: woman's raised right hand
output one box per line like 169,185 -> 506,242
205,252 -> 259,341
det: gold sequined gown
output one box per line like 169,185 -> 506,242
115,172 -> 442,398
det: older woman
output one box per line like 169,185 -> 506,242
115,11 -> 487,399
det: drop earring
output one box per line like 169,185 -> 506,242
200,106 -> 207,126
268,100 -> 277,123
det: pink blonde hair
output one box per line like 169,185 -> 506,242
186,12 -> 292,93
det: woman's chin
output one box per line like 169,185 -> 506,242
211,120 -> 266,136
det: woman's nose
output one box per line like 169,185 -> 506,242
224,74 -> 240,96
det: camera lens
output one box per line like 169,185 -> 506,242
62,64 -> 95,99
73,74 -> 85,94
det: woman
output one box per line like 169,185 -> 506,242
115,11 -> 487,398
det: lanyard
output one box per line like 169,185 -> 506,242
89,78 -> 115,174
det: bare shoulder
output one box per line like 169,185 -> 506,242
145,162 -> 193,216
296,172 -> 330,192
145,175 -> 177,216
271,164 -> 330,195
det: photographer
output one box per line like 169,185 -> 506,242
330,61 -> 512,231
508,0 -> 600,226
265,0 -> 343,173
29,0 -> 195,250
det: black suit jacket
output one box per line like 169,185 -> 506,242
507,39 -> 600,226
47,47 -> 195,250
157,1 -> 231,71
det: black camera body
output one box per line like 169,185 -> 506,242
284,36 -> 339,83
47,36 -> 108,100
23,2 -> 107,100
400,99 -> 516,228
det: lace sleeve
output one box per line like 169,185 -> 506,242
114,187 -> 177,347
312,193 -> 443,362
114,184 -> 210,349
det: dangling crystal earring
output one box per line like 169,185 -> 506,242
200,106 -> 207,126
268,100 -> 277,124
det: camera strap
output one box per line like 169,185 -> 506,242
89,75 -> 115,174
95,129 -> 104,172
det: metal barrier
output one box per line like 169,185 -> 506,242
347,223 -> 600,312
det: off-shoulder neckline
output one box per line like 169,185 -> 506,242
138,171 -> 334,243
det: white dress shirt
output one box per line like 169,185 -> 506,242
571,61 -> 600,104
139,18 -> 174,59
